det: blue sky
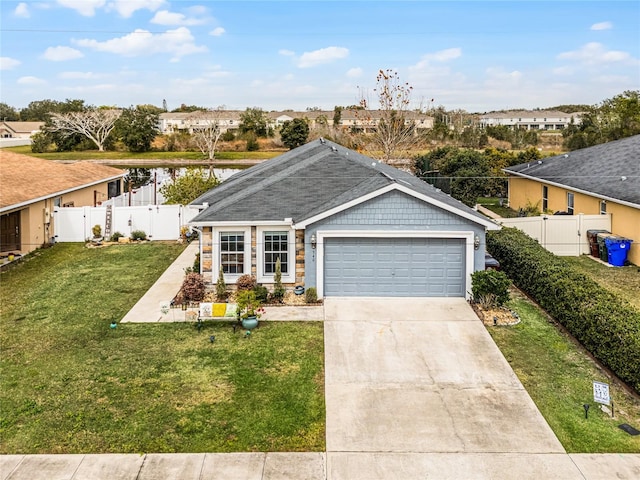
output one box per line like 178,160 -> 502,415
1,1 -> 639,112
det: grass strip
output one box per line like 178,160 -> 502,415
490,291 -> 640,453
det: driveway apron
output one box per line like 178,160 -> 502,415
323,297 -> 571,479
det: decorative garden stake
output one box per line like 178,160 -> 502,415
110,322 -> 117,329
583,404 -> 590,419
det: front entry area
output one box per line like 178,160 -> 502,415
1,211 -> 21,253
323,237 -> 465,297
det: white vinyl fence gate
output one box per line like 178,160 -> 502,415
53,205 -> 201,242
499,213 -> 611,256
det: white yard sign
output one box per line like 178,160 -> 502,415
593,381 -> 610,405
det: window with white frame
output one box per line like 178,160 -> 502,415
542,185 -> 548,211
567,192 -> 574,215
600,200 -> 607,215
264,231 -> 288,274
220,232 -> 245,274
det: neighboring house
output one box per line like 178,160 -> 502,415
189,139 -> 499,299
0,151 -> 125,255
479,110 -> 581,131
0,121 -> 45,138
504,135 -> 640,265
158,111 -> 243,135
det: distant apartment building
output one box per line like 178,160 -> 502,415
479,110 -> 582,131
158,110 -> 433,135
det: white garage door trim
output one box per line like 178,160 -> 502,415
316,230 -> 475,299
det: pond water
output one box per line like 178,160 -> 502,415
123,166 -> 243,188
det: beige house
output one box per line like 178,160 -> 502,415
505,135 -> 639,265
480,110 -> 581,131
0,121 -> 44,139
0,151 -> 125,256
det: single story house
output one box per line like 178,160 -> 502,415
0,121 -> 45,139
189,139 -> 499,298
0,151 -> 125,255
504,135 -> 640,265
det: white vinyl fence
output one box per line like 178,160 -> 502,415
499,213 -> 611,256
53,204 -> 201,242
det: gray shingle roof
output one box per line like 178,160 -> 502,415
504,135 -> 640,207
190,139 -> 494,226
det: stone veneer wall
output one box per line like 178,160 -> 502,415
201,226 -> 213,283
295,229 -> 305,285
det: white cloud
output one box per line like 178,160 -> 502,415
346,67 -> 363,78
591,21 -> 612,31
279,49 -> 295,57
18,76 -> 46,85
108,0 -> 165,18
297,46 -> 349,68
151,10 -> 206,26
14,2 -> 29,18
484,67 -> 523,88
57,0 -> 105,17
0,57 -> 21,70
42,46 -> 84,61
210,27 -> 226,37
75,27 -> 207,61
558,42 -> 634,65
59,71 -> 103,79
410,48 -> 462,71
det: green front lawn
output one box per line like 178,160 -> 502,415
491,291 -> 640,453
0,243 -> 325,453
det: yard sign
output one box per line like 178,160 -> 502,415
593,381 -> 610,405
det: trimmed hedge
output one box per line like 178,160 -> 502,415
487,227 -> 640,393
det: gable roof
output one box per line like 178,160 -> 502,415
0,121 -> 44,135
190,139 -> 497,229
504,135 -> 640,208
0,151 -> 125,211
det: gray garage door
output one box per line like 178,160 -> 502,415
324,237 -> 465,297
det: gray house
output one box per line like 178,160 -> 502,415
190,139 -> 499,298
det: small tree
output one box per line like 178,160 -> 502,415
159,167 -> 219,205
272,257 -> 285,303
191,108 -> 225,164
280,118 -> 309,149
358,69 -> 421,162
215,267 -> 227,301
239,107 -> 269,137
115,105 -> 160,152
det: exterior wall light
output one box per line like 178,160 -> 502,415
474,235 -> 480,250
311,233 -> 317,250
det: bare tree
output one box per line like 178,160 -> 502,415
191,108 -> 225,169
359,69 -> 422,162
49,108 -> 121,151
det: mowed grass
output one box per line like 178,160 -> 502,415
563,255 -> 640,310
0,243 -> 325,453
489,290 -> 640,453
4,146 -> 280,161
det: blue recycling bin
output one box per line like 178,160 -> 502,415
605,237 -> 633,266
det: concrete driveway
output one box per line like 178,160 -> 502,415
323,297 -> 578,479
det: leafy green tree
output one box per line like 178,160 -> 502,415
0,103 -> 19,121
239,107 -> 269,137
115,105 -> 160,152
333,106 -> 343,128
20,99 -> 85,121
280,118 -> 309,149
171,104 -> 207,113
159,168 -> 220,205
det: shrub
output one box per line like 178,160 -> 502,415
271,257 -> 285,303
471,269 -> 511,307
236,274 -> 256,291
109,231 -> 124,242
305,287 -> 318,304
487,227 -> 640,393
254,284 -> 269,303
131,230 -> 147,241
215,267 -> 227,301
181,272 -> 206,303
